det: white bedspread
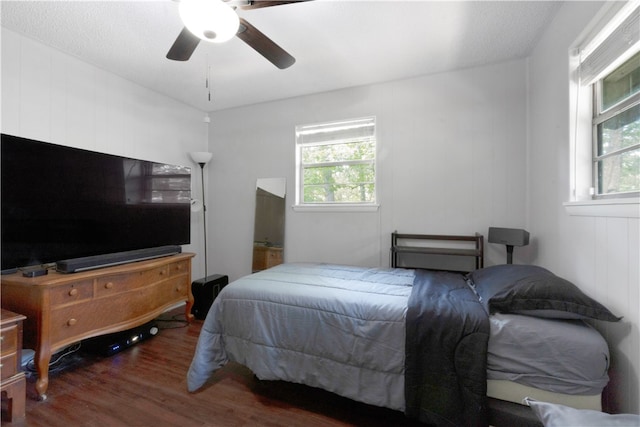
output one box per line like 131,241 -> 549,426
187,263 -> 415,411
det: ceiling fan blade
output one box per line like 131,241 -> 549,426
166,27 -> 201,61
240,1 -> 312,10
236,17 -> 295,69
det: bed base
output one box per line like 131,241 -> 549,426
488,398 -> 542,427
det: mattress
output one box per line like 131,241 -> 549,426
487,313 -> 610,400
487,380 -> 601,411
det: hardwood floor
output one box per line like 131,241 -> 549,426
8,308 -> 422,427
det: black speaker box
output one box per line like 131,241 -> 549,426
191,274 -> 228,320
83,321 -> 159,356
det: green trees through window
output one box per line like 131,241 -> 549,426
594,51 -> 640,197
296,117 -> 376,205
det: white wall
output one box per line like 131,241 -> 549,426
527,2 -> 639,415
1,28 -> 211,279
206,59 -> 529,282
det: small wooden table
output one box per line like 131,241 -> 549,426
1,308 -> 27,422
1,253 -> 194,401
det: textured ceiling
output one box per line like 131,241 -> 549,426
1,1 -> 562,113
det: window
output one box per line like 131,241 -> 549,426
295,117 -> 376,206
566,2 -> 640,216
577,2 -> 640,199
592,51 -> 640,197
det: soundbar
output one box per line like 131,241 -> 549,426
56,245 -> 182,273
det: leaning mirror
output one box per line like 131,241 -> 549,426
252,178 -> 285,272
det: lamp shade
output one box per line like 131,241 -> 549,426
179,0 -> 239,43
189,151 -> 213,165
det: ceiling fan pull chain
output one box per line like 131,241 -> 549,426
205,58 -> 209,89
207,64 -> 212,102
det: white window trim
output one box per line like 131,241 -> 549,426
292,203 -> 380,213
567,1 -> 640,218
564,198 -> 640,218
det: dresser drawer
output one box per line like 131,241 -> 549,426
1,324 -> 18,357
95,266 -> 169,297
49,280 -> 94,306
266,250 -> 283,267
0,353 -> 18,379
1,314 -> 22,381
169,259 -> 190,277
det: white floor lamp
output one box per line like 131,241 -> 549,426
190,151 -> 213,279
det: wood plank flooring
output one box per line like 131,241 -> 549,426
9,309 -> 422,427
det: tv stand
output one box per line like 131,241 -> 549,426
0,252 -> 194,400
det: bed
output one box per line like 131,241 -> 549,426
187,262 -> 619,427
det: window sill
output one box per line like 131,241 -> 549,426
292,204 -> 380,213
563,198 -> 639,218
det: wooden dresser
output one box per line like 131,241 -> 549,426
0,252 -> 194,401
252,245 -> 283,272
1,309 -> 26,422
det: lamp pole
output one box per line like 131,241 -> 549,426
189,152 -> 213,280
198,162 -> 208,279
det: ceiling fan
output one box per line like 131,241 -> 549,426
166,0 -> 309,69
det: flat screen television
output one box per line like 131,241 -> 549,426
1,134 -> 191,273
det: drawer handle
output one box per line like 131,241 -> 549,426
69,288 -> 78,297
104,282 -> 114,289
67,318 -> 77,326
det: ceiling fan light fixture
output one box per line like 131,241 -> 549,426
179,0 -> 240,44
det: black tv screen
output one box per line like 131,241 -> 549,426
1,134 -> 191,272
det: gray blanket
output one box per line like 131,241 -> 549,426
404,269 -> 490,426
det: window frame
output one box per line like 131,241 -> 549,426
294,117 -> 378,210
565,1 -> 640,217
591,59 -> 640,199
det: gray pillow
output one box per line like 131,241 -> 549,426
467,264 -> 621,322
526,398 -> 640,427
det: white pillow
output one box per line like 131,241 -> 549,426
525,398 -> 640,427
